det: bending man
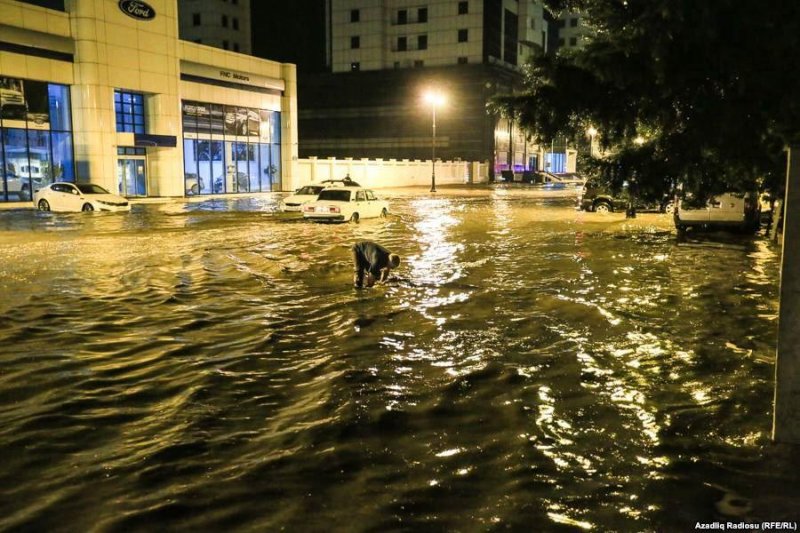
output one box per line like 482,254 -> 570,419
352,241 -> 401,288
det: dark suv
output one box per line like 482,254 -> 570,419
579,179 -> 671,213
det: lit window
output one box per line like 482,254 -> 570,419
114,90 -> 145,134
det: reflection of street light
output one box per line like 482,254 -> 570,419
423,90 -> 446,193
586,126 -> 598,156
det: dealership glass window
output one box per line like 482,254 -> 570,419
258,144 -> 272,192
114,90 -> 145,134
27,130 -> 51,185
48,84 -> 71,131
182,101 -> 282,196
1,78 -> 73,202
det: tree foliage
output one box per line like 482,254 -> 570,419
493,0 -> 800,197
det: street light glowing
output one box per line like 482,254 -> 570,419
423,91 -> 446,107
422,89 -> 446,193
586,126 -> 598,137
634,135 -> 645,145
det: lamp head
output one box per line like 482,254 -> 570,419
423,90 -> 446,107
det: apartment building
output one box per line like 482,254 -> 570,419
297,0 -> 567,177
178,0 -> 252,54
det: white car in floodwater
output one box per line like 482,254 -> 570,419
302,186 -> 388,222
34,182 -> 131,212
279,185 -> 325,212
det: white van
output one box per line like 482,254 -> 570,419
674,191 -> 760,232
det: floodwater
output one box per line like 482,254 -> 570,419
0,187 -> 796,532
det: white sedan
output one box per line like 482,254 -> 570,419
303,187 -> 389,222
34,182 -> 131,212
279,185 -> 325,212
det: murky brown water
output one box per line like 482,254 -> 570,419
0,187 -> 795,531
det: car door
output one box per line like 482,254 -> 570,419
677,193 -> 710,223
365,190 -> 380,217
65,183 -> 85,211
708,193 -> 743,224
354,190 -> 367,217
48,183 -> 74,211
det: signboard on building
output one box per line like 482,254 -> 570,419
118,0 -> 156,21
180,61 -> 286,93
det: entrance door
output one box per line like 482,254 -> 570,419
117,157 -> 147,197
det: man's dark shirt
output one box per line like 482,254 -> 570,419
352,241 -> 393,287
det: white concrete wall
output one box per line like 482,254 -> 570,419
294,157 -> 489,189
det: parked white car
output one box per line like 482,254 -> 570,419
279,185 -> 325,212
302,187 -> 389,222
674,191 -> 760,232
34,182 -> 131,212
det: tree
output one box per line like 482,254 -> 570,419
493,0 -> 800,199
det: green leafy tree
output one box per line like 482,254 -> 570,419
493,0 -> 800,199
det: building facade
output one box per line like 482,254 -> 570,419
297,0 -> 571,178
0,0 -> 297,204
177,0 -> 251,54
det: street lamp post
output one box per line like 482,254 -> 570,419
423,91 -> 445,193
586,126 -> 598,157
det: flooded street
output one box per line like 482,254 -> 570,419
0,187 -> 794,531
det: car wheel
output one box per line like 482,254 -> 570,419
190,184 -> 199,195
380,208 -> 388,218
350,212 -> 360,223
38,199 -> 50,211
594,201 -> 612,214
82,203 -> 94,212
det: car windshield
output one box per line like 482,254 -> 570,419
76,184 -> 110,194
318,189 -> 351,202
297,186 -> 323,195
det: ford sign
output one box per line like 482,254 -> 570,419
118,0 -> 156,21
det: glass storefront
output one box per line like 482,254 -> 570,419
182,100 -> 281,196
1,77 -> 73,201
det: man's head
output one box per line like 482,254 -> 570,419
388,254 -> 401,269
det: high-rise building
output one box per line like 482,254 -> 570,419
295,0 -> 574,179
554,11 -> 589,50
178,0 -> 252,54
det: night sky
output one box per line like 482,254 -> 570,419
251,0 -> 327,72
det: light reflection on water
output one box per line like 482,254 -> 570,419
0,190 -> 794,531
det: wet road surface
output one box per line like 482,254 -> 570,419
0,187 -> 795,531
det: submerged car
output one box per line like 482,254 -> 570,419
302,187 -> 388,223
279,185 -> 325,212
579,179 -> 672,214
34,182 -> 130,212
674,191 -> 760,232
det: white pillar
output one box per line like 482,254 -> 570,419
774,145 -> 800,443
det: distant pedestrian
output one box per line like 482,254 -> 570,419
352,241 -> 401,288
343,174 -> 357,186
